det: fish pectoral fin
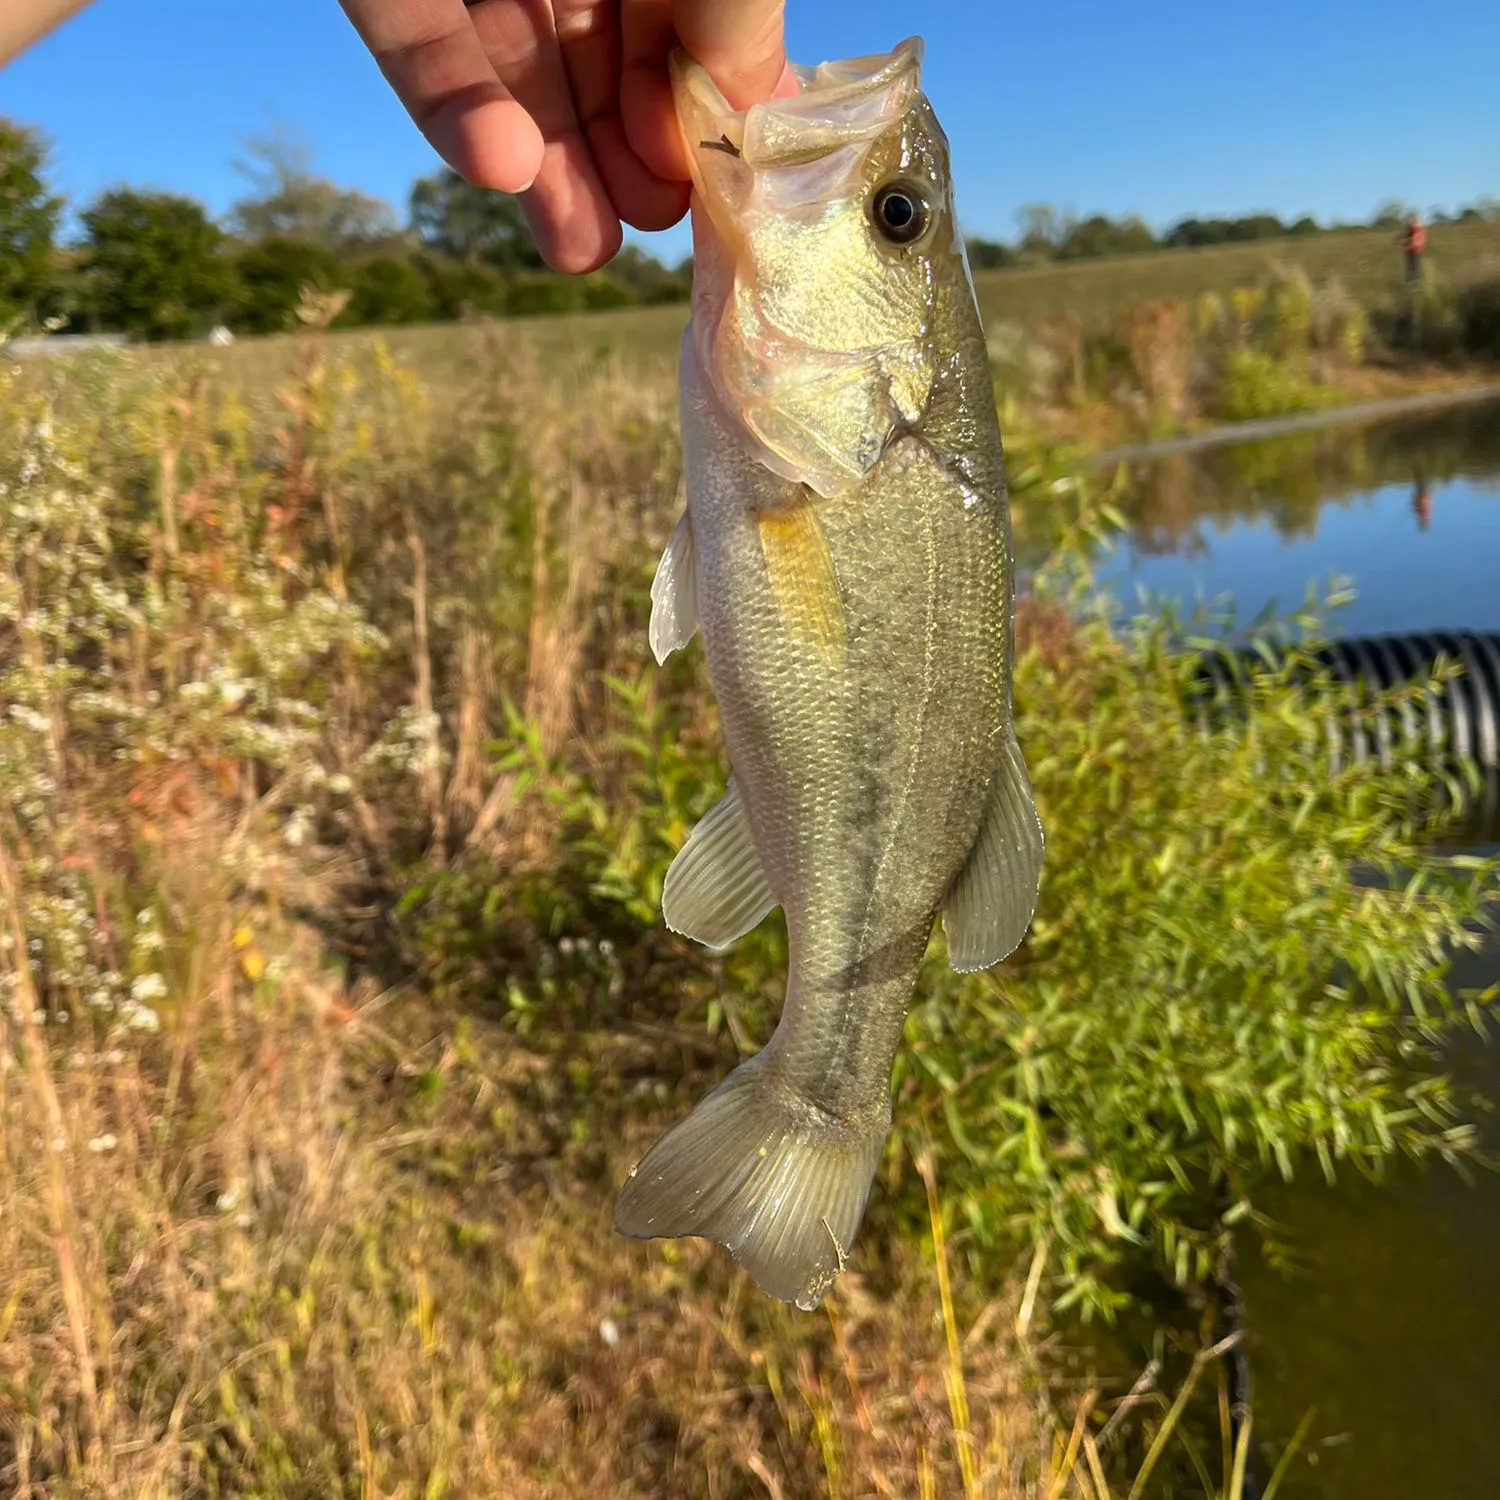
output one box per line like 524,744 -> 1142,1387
649,506 -> 698,664
614,1052 -> 886,1311
940,725 -> 1045,973
756,502 -> 845,667
662,776 -> 777,948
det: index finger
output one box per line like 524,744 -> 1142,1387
338,0 -> 545,191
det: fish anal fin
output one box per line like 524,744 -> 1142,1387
941,726 -> 1045,973
662,777 -> 777,949
650,507 -> 698,664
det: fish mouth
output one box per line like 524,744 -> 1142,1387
670,37 -> 924,217
670,38 -> 934,498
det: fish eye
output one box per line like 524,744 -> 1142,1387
871,179 -> 933,246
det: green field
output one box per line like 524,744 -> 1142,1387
136,217 -> 1500,395
972,217 -> 1500,332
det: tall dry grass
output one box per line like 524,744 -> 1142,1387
0,305 -> 1338,1498
0,318 -> 1080,1500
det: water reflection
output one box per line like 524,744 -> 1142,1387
1091,400 -> 1500,639
1411,470 -> 1432,532
1238,924 -> 1500,1500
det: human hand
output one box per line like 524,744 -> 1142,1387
337,0 -> 791,273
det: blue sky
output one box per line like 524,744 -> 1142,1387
4,0 -> 1497,263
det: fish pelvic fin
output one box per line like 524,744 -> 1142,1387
614,1052 -> 887,1311
941,722 -> 1045,972
662,775 -> 777,949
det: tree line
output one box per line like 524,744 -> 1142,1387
0,120 -> 693,341
2,116 -> 1498,342
962,196 -> 1500,269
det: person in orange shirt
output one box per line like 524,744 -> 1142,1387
1403,212 -> 1428,285
0,0 -> 790,274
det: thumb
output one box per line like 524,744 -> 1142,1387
673,0 -> 789,109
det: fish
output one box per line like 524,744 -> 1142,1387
613,36 -> 1045,1311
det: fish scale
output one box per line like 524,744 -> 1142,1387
615,35 -> 1044,1310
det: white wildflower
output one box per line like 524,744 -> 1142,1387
282,805 -> 312,848
9,705 -> 50,733
120,1001 -> 160,1033
130,972 -> 167,1004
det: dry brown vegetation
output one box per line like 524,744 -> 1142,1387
0,315 -> 1089,1500
4,278 -> 1490,1499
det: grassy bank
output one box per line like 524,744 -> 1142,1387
0,319 -> 1494,1499
972,218 -> 1500,334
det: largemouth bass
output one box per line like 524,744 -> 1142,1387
614,37 -> 1044,1310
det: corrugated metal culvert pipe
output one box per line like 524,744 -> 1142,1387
1192,630 -> 1500,836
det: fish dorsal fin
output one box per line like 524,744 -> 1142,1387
941,726 -> 1044,972
649,507 -> 698,664
663,777 -> 778,949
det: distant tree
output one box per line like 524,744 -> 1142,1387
964,235 -> 1015,270
338,257 -> 433,327
580,272 -> 636,309
80,189 -> 235,341
506,272 -> 587,317
228,124 -> 396,251
605,244 -> 688,303
1224,213 -> 1287,241
1288,215 -> 1321,236
416,253 -> 511,320
409,167 -> 543,268
1165,217 -> 1218,248
1167,213 -> 1298,248
230,236 -> 346,333
1370,198 -> 1413,229
1015,202 -> 1069,257
0,118 -> 62,326
1056,213 -> 1157,260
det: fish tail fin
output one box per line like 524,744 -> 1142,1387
614,1052 -> 887,1311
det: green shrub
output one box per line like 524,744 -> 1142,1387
1262,263 -> 1315,360
1459,277 -> 1500,356
1213,347 -> 1331,421
506,272 -> 588,317
434,478 -> 1499,1323
231,236 -> 346,333
417,253 -> 511,320
337,256 -> 434,327
580,272 -> 637,310
896,539 -> 1497,1317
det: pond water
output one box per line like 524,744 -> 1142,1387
1098,400 -> 1500,639
1090,398 -> 1500,1499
